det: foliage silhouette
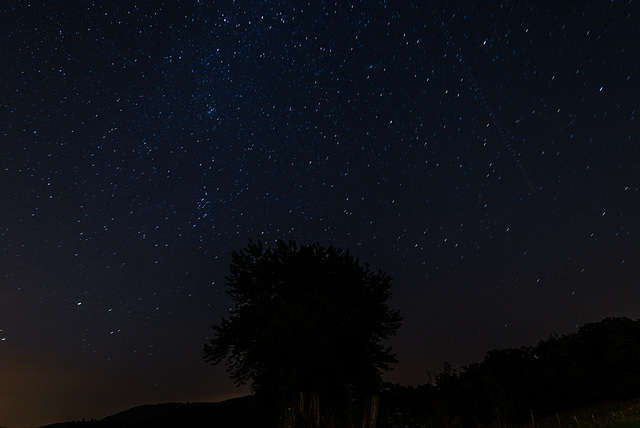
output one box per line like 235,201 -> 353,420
204,240 -> 402,408
408,316 -> 640,426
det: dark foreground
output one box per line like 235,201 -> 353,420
40,394 -> 640,428
42,317 -> 640,427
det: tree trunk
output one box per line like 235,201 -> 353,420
299,391 -> 306,415
362,396 -> 380,428
310,391 -> 320,426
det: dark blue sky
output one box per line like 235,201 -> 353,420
2,1 -> 638,426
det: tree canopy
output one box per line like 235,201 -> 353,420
418,316 -> 640,426
204,240 -> 402,401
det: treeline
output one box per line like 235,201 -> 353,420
378,316 -> 640,427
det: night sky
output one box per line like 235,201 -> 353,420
2,1 -> 639,426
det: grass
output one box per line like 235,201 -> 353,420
516,398 -> 640,428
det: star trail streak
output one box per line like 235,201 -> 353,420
429,1 -> 536,193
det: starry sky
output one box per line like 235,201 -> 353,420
2,1 -> 639,426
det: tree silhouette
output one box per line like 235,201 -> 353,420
433,316 -> 640,425
204,240 -> 402,405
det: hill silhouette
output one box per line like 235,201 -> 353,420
39,396 -> 269,428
